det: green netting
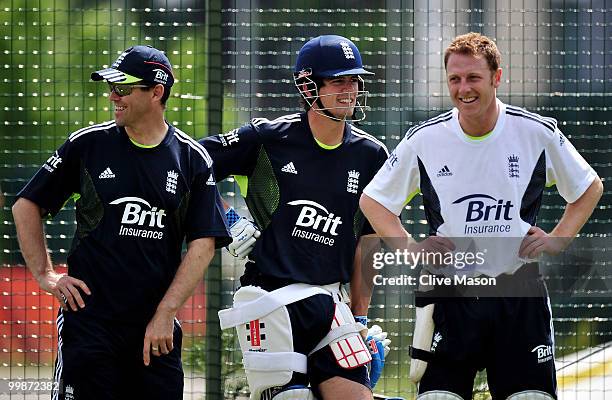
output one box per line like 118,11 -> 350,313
1,2 -> 610,399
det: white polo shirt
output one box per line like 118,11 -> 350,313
364,99 -> 597,276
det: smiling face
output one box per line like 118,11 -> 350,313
108,83 -> 155,128
446,53 -> 502,134
314,75 -> 360,120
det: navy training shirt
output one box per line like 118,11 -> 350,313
18,121 -> 231,323
201,113 -> 388,285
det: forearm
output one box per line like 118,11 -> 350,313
12,198 -> 55,280
551,178 -> 603,238
155,237 -> 216,316
360,194 -> 414,249
351,234 -> 385,316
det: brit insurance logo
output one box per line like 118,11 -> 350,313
385,151 -> 399,171
288,200 -> 342,247
452,194 -> 514,235
110,197 -> 166,240
152,68 -> 169,85
219,129 -> 239,147
43,151 -> 62,173
531,344 -> 553,364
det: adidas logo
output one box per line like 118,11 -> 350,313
99,167 -> 116,179
206,174 -> 216,186
281,162 -> 298,174
436,165 -> 452,177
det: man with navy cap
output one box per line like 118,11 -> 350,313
201,36 -> 390,400
12,45 -> 231,399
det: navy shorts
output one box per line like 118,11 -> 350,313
288,293 -> 371,396
418,274 -> 557,399
240,272 -> 370,396
53,310 -> 183,400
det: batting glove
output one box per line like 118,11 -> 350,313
226,208 -> 261,259
366,325 -> 391,388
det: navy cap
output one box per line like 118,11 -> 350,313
294,35 -> 373,78
91,45 -> 174,87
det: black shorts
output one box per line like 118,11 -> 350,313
53,310 -> 183,400
418,276 -> 557,399
240,272 -> 370,395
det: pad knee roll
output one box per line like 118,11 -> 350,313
271,386 -> 316,400
232,286 -> 305,399
506,390 -> 555,400
409,303 -> 435,383
416,390 -> 464,399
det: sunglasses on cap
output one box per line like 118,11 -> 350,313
107,83 -> 151,97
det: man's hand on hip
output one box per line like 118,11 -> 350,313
37,270 -> 90,312
519,226 -> 570,259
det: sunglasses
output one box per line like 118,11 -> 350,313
107,83 -> 150,97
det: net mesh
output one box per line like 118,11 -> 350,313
1,1 -> 610,399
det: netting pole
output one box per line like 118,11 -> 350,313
205,1 -> 224,399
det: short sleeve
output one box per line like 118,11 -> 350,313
199,123 -> 262,181
184,164 -> 232,247
546,129 -> 598,203
17,139 -> 80,217
359,144 -> 390,236
363,135 -> 421,216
